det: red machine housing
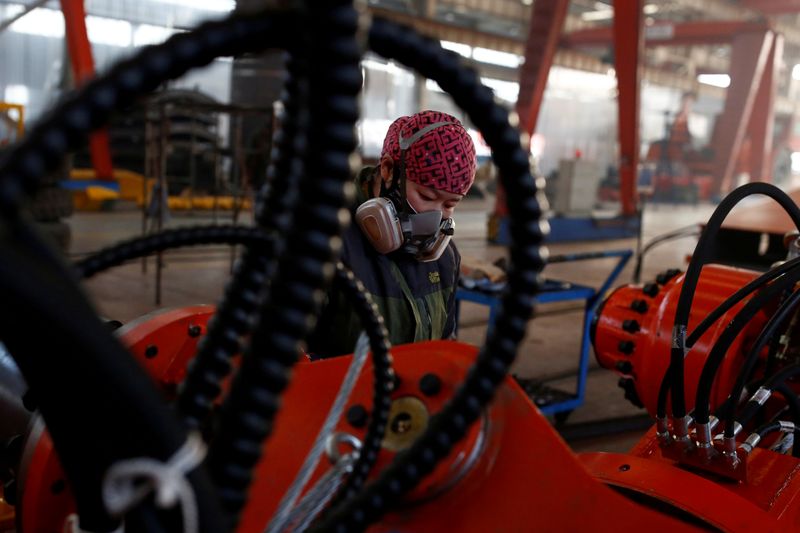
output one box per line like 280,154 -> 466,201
592,264 -> 771,416
10,302 -> 800,532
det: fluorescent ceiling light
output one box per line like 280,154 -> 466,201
472,47 -> 522,68
581,9 -> 613,21
792,152 -> 800,173
643,4 -> 659,14
441,40 -> 471,58
87,16 -> 132,47
157,0 -> 235,12
9,7 -> 64,38
793,64 -> 800,81
697,73 -> 730,88
4,84 -> 29,106
134,24 -> 180,46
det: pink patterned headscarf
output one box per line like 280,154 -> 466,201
381,110 -> 477,196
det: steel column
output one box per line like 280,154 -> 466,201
747,34 -> 781,183
60,0 -> 114,180
613,0 -> 644,216
711,31 -> 774,194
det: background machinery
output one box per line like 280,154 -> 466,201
1,4 -> 800,533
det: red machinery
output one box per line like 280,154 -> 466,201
593,265 -> 769,415
6,293 -> 800,532
4,3 -> 800,531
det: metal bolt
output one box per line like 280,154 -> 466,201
622,319 -> 640,333
630,299 -> 648,314
144,345 -> 158,359
656,269 -> 681,285
188,324 -> 202,338
643,283 -> 659,298
346,405 -> 369,428
419,373 -> 442,396
51,479 -> 65,494
618,340 -> 635,355
615,361 -> 633,374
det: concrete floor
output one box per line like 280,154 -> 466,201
71,197 -> 717,454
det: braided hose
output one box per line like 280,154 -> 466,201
74,225 -> 274,279
205,2 -> 362,523
0,10 -> 297,532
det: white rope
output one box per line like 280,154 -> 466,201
101,432 -> 206,533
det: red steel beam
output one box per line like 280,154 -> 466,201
711,30 -> 774,194
613,0 -> 643,217
515,0 -> 570,139
60,0 -> 114,180
492,0 -> 567,221
747,34 -> 782,182
564,20 -> 770,48
742,0 -> 800,14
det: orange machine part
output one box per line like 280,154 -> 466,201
592,264 -> 769,416
581,426 -> 800,532
16,305 -> 800,532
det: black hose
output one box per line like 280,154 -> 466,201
722,287 -> 800,438
177,50 -> 309,431
206,2 -> 361,523
0,222 -> 225,532
755,420 -> 784,439
686,256 -> 800,348
694,267 -> 800,426
735,364 -> 800,435
668,183 -> 800,419
74,225 -> 275,279
313,17 -> 546,532
326,263 -> 394,504
0,9 -> 298,532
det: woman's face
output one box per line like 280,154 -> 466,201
404,180 -> 462,220
377,156 -> 463,219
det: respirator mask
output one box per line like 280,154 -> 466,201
355,122 -> 457,262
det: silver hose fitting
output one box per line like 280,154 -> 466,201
739,433 -> 761,455
750,387 -> 771,406
723,435 -> 739,467
696,422 -> 713,448
656,416 -> 669,442
672,415 -> 692,442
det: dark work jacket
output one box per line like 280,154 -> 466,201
306,167 -> 461,358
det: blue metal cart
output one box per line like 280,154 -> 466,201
455,249 -> 632,421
